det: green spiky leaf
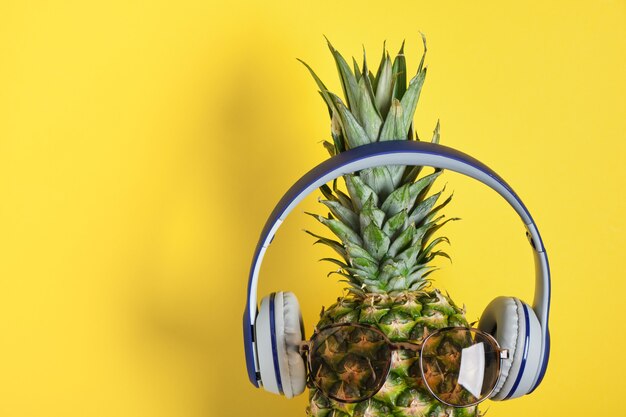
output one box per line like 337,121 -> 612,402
332,179 -> 353,209
379,98 -> 405,141
352,56 -> 361,82
376,98 -> 407,185
422,236 -> 450,254
382,209 -> 408,240
304,230 -> 347,260
375,52 -> 393,118
417,32 -> 427,74
331,94 -> 370,148
319,257 -> 348,269
409,171 -> 442,201
297,58 -> 338,123
357,76 -> 383,141
399,67 -> 427,137
322,140 -> 336,156
350,255 -> 379,276
398,35 -> 427,136
422,216 -> 460,244
396,242 -> 420,265
380,171 -> 439,218
372,41 -> 386,96
318,184 -> 336,202
409,191 -> 443,226
359,196 -> 386,231
363,223 -> 391,261
326,38 -> 361,114
319,199 -> 359,231
361,47 -> 378,112
429,191 -> 453,218
330,110 -> 345,152
346,175 -> 379,211
314,215 -> 362,246
387,223 -> 416,258
360,167 -> 395,200
431,119 -> 441,144
406,265 -> 431,288
345,242 -> 377,263
392,40 -> 407,101
412,220 -> 436,248
401,165 -> 422,185
380,183 -> 412,218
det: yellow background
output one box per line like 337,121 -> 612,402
1,1 -> 625,416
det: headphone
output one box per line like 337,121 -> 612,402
243,140 -> 551,401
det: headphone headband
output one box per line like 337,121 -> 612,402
243,140 -> 550,391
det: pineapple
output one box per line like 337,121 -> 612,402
300,36 -> 479,417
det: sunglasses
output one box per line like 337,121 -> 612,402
299,323 -> 509,408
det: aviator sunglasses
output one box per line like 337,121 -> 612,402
299,323 -> 510,407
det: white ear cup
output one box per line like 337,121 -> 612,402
254,292 -> 306,398
479,297 -> 542,400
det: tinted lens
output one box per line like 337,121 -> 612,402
309,324 -> 391,403
421,328 -> 501,407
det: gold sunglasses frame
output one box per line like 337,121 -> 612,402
299,322 -> 509,408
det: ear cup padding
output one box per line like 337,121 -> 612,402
479,297 -> 519,399
254,292 -> 306,398
479,297 -> 542,400
275,292 -> 306,398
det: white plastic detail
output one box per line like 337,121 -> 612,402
248,219 -> 283,322
252,340 -> 260,379
249,245 -> 269,322
458,342 -> 486,399
264,219 -> 283,248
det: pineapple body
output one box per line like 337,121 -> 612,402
301,37 -> 479,417
307,292 -> 477,417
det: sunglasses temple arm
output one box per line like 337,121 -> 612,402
299,341 -> 311,355
297,342 -> 317,388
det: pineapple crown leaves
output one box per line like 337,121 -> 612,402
304,180 -> 457,294
300,35 -> 457,294
298,34 -> 429,153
